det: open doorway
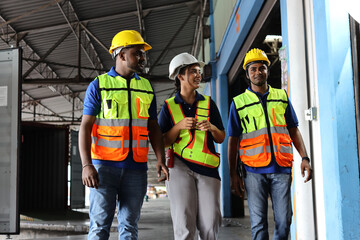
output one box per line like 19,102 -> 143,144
226,0 -> 282,220
228,0 -> 282,100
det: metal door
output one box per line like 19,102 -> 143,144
70,130 -> 85,208
0,48 -> 21,234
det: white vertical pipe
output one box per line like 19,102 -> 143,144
286,0 -> 316,239
303,0 -> 326,238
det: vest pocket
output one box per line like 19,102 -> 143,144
103,98 -> 117,119
112,92 -> 129,119
239,135 -> 269,167
133,128 -> 149,162
271,105 -> 286,127
240,107 -> 263,133
274,134 -> 293,166
136,95 -> 152,119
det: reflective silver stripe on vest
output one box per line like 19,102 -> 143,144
132,119 -> 148,127
280,145 -> 293,154
92,136 -> 97,144
241,145 -> 272,156
240,126 -> 289,140
132,140 -> 149,148
240,144 -> 292,156
93,138 -> 148,149
95,118 -> 148,127
96,139 -> 130,148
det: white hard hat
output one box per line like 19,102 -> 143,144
168,53 -> 205,80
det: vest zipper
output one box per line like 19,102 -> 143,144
259,95 -> 275,159
127,78 -> 133,151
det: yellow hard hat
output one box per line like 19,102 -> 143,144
108,30 -> 152,55
243,48 -> 270,70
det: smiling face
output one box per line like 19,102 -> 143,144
177,64 -> 202,91
122,44 -> 146,73
246,62 -> 269,87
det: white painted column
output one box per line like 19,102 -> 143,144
302,0 -> 327,238
286,0 -> 316,239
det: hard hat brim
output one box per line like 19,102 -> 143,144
109,42 -> 152,55
169,61 -> 205,80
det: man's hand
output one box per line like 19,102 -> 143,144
156,161 -> 169,182
301,159 -> 312,183
82,165 -> 99,189
230,173 -> 245,198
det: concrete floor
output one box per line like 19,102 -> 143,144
0,197 -> 275,240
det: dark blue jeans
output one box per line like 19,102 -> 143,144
88,165 -> 147,240
244,172 -> 292,240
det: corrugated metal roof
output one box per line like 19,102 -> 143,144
0,0 -> 207,124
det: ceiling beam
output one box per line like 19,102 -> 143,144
23,28 -> 73,78
57,1 -> 103,75
22,90 -> 85,103
79,22 -> 108,53
22,74 -> 171,85
22,92 -> 66,121
23,77 -> 93,85
0,14 -> 74,121
5,1 -> 199,37
0,15 -> 59,79
0,0 -> 64,28
148,13 -> 194,74
23,57 -> 107,72
136,0 -> 145,36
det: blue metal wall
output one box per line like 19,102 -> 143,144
312,0 -> 360,239
211,0 -> 360,237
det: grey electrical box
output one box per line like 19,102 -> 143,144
0,48 -> 21,234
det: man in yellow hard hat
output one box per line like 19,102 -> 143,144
79,30 -> 169,240
227,48 -> 312,239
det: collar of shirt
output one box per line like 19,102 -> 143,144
248,84 -> 271,101
107,67 -> 141,80
174,91 -> 205,105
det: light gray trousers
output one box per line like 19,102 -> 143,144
166,157 -> 222,240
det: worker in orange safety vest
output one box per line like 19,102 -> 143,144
79,30 -> 169,240
227,48 -> 312,239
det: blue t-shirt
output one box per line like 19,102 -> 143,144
158,91 -> 224,180
83,67 -> 157,170
227,86 -> 298,174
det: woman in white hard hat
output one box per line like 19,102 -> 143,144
158,53 -> 225,240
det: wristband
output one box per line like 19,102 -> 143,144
302,157 -> 310,162
82,163 -> 93,169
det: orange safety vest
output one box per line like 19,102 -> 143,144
165,95 -> 220,168
91,73 -> 154,162
233,86 -> 293,167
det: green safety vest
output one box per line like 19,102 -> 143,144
233,86 -> 293,167
91,73 -> 154,162
165,95 -> 220,168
